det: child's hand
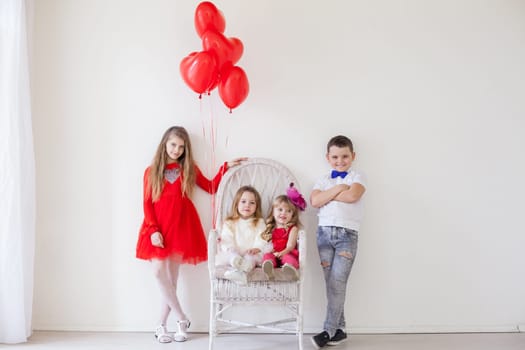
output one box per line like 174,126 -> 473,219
333,184 -> 351,195
150,231 -> 164,248
247,248 -> 261,255
338,184 -> 351,191
227,157 -> 248,168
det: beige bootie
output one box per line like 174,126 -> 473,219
282,263 -> 299,280
262,260 -> 274,280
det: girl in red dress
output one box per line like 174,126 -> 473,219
136,126 -> 245,343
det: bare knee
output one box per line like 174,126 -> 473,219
338,250 -> 353,259
320,260 -> 330,268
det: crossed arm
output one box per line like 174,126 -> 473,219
310,183 -> 365,208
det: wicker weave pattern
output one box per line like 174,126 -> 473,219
212,278 -> 299,302
208,158 -> 305,350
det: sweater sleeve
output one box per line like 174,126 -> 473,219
195,162 -> 228,194
219,220 -> 237,253
141,167 -> 160,235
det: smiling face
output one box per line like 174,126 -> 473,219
273,202 -> 294,227
237,191 -> 257,219
326,145 -> 355,172
165,135 -> 185,163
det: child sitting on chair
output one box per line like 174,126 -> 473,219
216,185 -> 271,285
262,183 -> 306,281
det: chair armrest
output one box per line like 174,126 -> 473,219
298,230 -> 307,282
208,229 -> 218,278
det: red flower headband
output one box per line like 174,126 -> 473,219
286,183 -> 306,211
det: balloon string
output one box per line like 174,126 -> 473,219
200,96 -> 206,141
209,95 -> 218,229
199,94 -> 216,229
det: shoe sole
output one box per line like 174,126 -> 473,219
282,265 -> 299,280
327,338 -> 347,346
155,334 -> 172,343
310,337 -> 322,349
263,262 -> 274,280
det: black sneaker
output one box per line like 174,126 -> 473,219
311,331 -> 330,349
327,329 -> 347,345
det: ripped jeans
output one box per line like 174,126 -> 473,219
316,226 -> 358,337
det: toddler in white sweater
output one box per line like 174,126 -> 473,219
215,185 -> 271,284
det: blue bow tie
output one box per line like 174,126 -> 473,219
331,170 -> 348,179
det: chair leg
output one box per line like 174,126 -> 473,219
208,332 -> 214,350
209,299 -> 216,350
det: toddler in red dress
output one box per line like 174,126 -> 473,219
261,183 -> 306,281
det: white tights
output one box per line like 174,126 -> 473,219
151,258 -> 187,326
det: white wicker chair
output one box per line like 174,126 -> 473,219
208,158 -> 306,350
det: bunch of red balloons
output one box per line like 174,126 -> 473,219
180,1 -> 249,111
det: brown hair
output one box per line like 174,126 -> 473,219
225,185 -> 263,228
327,135 -> 354,153
147,126 -> 196,202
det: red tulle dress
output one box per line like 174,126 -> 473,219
136,162 -> 227,264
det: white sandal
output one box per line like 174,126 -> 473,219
173,320 -> 191,342
154,325 -> 172,343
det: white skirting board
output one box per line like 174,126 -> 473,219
33,324 -> 522,334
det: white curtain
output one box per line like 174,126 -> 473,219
0,0 -> 35,344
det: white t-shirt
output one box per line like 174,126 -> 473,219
313,168 -> 366,231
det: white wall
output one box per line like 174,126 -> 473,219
31,0 -> 525,333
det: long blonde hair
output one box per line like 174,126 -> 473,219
225,186 -> 263,227
262,195 -> 301,241
147,126 -> 196,202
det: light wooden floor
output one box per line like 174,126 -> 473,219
4,331 -> 524,350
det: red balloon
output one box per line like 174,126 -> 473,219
180,51 -> 218,94
194,2 -> 226,38
202,30 -> 243,71
207,75 -> 219,93
218,66 -> 249,110
229,37 -> 244,65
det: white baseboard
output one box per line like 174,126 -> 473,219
341,325 -> 519,334
34,324 -> 521,334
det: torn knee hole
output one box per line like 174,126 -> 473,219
339,251 -> 353,259
320,261 -> 330,268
